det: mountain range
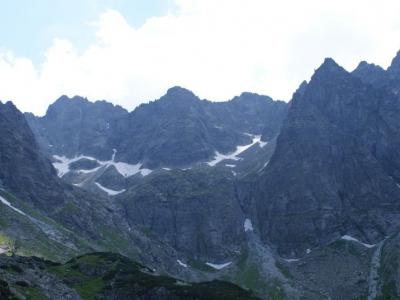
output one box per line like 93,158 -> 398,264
1,51 -> 400,299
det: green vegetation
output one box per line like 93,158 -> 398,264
267,279 -> 286,300
0,278 -> 19,300
275,261 -> 293,279
46,252 -> 260,299
0,264 -> 23,274
13,285 -> 47,300
233,263 -> 267,296
377,281 -> 398,300
0,233 -> 13,254
327,240 -> 362,258
59,202 -> 79,214
377,232 -> 400,299
74,276 -> 106,300
189,259 -> 216,272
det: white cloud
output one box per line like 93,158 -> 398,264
1,0 -> 400,116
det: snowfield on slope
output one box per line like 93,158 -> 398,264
207,135 -> 263,166
341,235 -> 376,248
94,182 -> 126,196
205,262 -> 231,270
0,195 -> 26,216
53,149 -> 152,178
244,218 -> 254,232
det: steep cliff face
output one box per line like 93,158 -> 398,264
309,58 -> 400,183
254,58 -> 400,257
120,167 -> 245,262
0,101 -> 65,212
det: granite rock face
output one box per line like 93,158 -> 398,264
254,58 -> 400,257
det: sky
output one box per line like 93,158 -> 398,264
1,0 -> 400,116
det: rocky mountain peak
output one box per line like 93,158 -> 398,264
232,92 -> 273,105
351,61 -> 388,88
165,86 -> 198,101
52,95 -> 88,107
354,61 -> 384,73
45,95 -> 88,119
4,101 -> 17,108
295,80 -> 308,96
313,57 -> 347,77
387,49 -> 400,75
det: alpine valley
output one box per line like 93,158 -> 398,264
2,51 -> 400,299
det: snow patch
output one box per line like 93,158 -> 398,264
0,195 -> 26,216
112,161 -> 151,177
53,155 -> 97,177
163,167 -> 171,171
53,150 -> 152,178
285,258 -> 300,263
95,182 -> 126,196
341,235 -> 376,248
244,219 -> 254,232
205,262 -> 231,270
306,249 -> 311,254
258,140 -> 268,148
259,160 -> 269,172
177,260 -> 187,268
111,149 -> 117,161
225,164 -> 236,168
79,166 -> 103,174
207,135 -> 261,166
